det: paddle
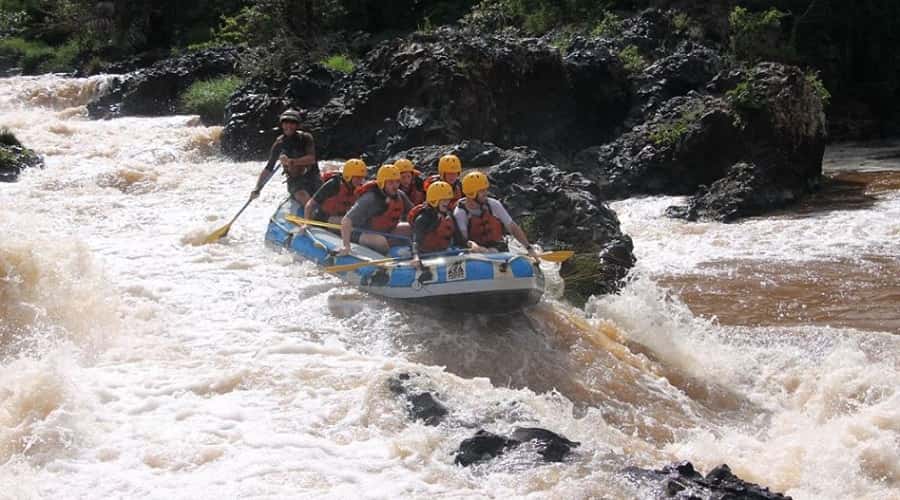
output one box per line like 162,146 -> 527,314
203,164 -> 279,244
324,250 -> 574,273
284,215 -> 412,241
534,250 -> 574,263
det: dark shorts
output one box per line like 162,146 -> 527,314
486,240 -> 509,252
286,174 -> 319,196
350,232 -> 361,244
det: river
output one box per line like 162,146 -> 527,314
1,75 -> 898,499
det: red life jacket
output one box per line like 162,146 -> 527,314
458,198 -> 504,246
318,174 -> 358,217
356,181 -> 405,232
401,174 -> 426,205
409,203 -> 457,253
424,174 -> 463,202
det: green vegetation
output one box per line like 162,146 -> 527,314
0,147 -> 16,171
805,70 -> 831,106
672,12 -> 703,40
591,12 -> 621,38
320,54 -> 355,74
0,37 -> 51,72
468,0 -> 615,34
728,6 -> 787,62
518,215 -> 540,242
0,127 -> 21,147
649,104 -> 705,148
178,76 -> 243,124
618,44 -> 647,74
726,80 -> 764,110
560,251 -> 606,305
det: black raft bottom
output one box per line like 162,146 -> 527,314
400,289 -> 543,313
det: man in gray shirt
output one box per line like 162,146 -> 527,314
340,164 -> 413,255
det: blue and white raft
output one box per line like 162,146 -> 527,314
264,199 -> 545,310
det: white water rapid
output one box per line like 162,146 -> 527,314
1,75 -> 898,499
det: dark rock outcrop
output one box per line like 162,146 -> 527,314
387,373 -> 449,426
577,62 -> 826,221
88,47 -> 239,119
0,139 -> 43,182
392,141 -> 635,301
624,461 -> 791,499
626,42 -> 723,127
667,63 -> 827,221
454,427 -> 580,466
221,27 -> 631,162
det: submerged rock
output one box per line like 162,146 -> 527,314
0,135 -> 43,182
453,427 -> 580,466
624,461 -> 791,499
386,373 -> 448,426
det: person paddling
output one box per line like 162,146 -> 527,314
394,158 -> 426,205
408,181 -> 465,267
339,164 -> 413,255
453,171 -> 539,258
423,154 -> 464,202
250,109 -> 319,206
305,158 -> 367,224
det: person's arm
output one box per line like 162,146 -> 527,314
491,199 -> 538,258
340,215 -> 353,255
340,193 -> 375,254
294,132 -> 316,167
410,211 -> 431,259
251,139 -> 283,198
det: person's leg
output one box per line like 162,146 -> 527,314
392,222 -> 411,236
359,233 -> 390,254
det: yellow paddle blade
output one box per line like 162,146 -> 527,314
325,257 -> 399,273
285,214 -> 342,230
538,250 -> 574,262
202,223 -> 232,245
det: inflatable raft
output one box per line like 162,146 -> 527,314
264,199 -> 544,310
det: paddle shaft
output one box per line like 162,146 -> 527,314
286,215 -> 411,241
227,197 -> 253,226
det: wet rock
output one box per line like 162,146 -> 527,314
667,63 -> 827,221
0,137 -> 43,182
454,427 -> 580,466
392,141 -> 635,301
88,47 -> 240,119
387,373 -> 448,426
578,62 -> 826,221
626,42 -> 723,127
623,461 -> 791,499
454,430 -> 517,466
510,427 -> 581,462
575,94 -> 742,198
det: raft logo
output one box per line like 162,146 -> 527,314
447,261 -> 466,281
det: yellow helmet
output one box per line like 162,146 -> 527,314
376,164 -> 401,189
438,154 -> 462,176
342,158 -> 367,182
462,171 -> 490,197
394,158 -> 415,173
426,181 -> 454,207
